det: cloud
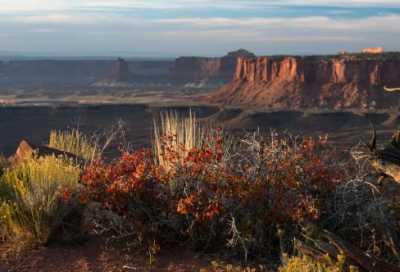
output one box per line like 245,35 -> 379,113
1,1 -> 400,54
156,15 -> 400,32
1,0 -> 400,13
10,15 -> 88,23
161,29 -> 362,43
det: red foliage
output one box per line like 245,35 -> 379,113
64,130 -> 340,256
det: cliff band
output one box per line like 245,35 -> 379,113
206,56 -> 400,109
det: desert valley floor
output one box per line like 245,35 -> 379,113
1,104 -> 399,157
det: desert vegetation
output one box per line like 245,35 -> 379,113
0,154 -> 81,245
1,109 -> 400,271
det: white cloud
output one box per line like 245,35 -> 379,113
10,15 -> 88,23
0,1 -> 400,54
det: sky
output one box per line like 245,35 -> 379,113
0,0 -> 400,57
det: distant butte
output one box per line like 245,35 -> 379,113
361,46 -> 384,53
93,57 -> 136,87
224,49 -> 255,58
107,57 -> 136,82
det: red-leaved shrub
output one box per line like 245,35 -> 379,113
65,130 -> 342,259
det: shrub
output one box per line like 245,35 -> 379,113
164,130 -> 339,258
72,126 -> 339,260
47,129 -> 99,160
0,154 -> 7,177
0,154 -> 80,245
278,253 -> 353,272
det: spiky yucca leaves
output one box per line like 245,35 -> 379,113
0,154 -> 80,245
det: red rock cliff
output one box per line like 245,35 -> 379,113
207,56 -> 400,109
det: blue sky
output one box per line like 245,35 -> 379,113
0,0 -> 400,56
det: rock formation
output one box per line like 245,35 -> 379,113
0,59 -> 174,85
167,49 -> 255,88
8,140 -> 83,166
361,46 -> 383,53
170,57 -> 221,78
93,58 -> 137,87
220,49 -> 256,77
206,56 -> 400,109
169,49 -> 255,78
0,50 -> 253,90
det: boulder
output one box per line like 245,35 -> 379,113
16,140 -> 35,159
8,140 -> 84,166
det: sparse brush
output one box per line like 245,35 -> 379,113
278,253 -> 359,272
0,154 -> 7,178
0,154 -> 80,245
47,129 -> 99,160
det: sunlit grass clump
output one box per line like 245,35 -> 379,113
278,253 -> 359,272
0,154 -> 80,245
153,109 -> 213,169
47,129 -> 99,160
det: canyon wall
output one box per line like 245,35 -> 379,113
169,49 -> 255,78
207,56 -> 400,109
0,59 -> 174,85
0,49 -> 253,88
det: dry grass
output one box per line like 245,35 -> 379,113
278,254 -> 351,272
153,109 -> 213,169
47,129 -> 99,160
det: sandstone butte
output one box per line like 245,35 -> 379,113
92,57 -> 139,87
105,58 -> 135,81
361,46 -> 384,53
205,56 -> 400,110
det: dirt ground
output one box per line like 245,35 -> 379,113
0,235 -> 229,272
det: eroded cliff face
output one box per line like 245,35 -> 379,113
207,57 -> 400,109
169,49 -> 255,78
0,50 -> 252,90
170,57 -> 221,77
